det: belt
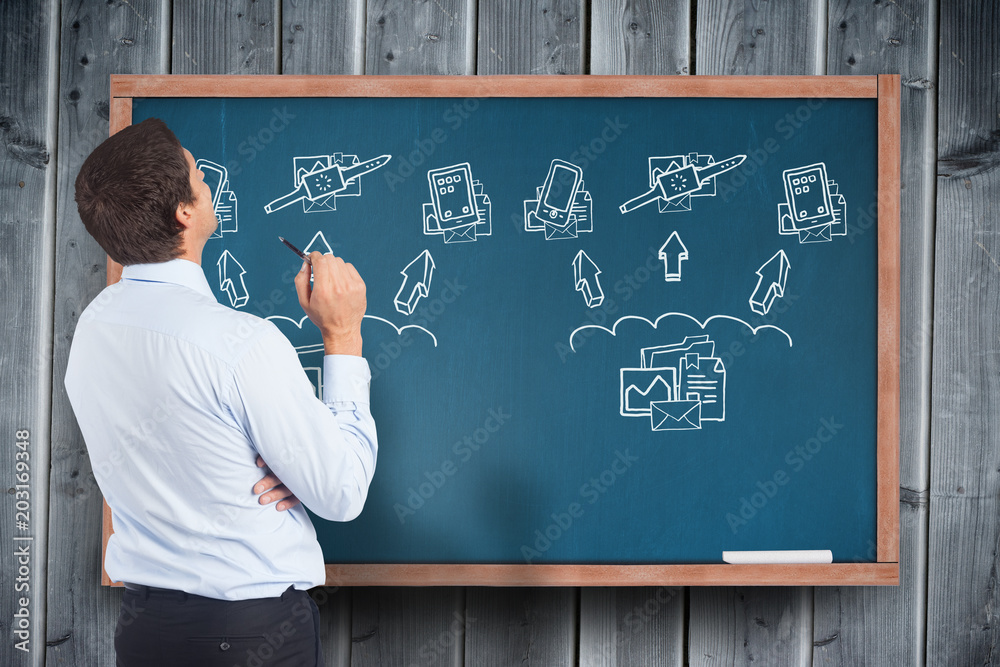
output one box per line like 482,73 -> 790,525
123,582 -> 300,600
122,582 -> 188,597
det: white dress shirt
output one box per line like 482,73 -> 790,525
64,259 -> 377,600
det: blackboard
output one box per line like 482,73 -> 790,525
108,75 -> 900,586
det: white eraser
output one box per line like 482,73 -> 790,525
722,550 -> 833,564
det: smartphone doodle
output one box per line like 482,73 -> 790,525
532,160 -> 583,228
195,159 -> 239,237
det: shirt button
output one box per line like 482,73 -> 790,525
219,641 -> 230,651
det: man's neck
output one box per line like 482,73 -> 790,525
175,241 -> 203,266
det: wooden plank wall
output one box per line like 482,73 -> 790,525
815,1 -> 937,664
1,2 -> 57,667
927,2 -> 1000,664
0,0 -> 994,664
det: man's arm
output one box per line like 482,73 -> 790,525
233,252 -> 377,521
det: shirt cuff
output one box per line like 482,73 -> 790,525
322,355 -> 372,405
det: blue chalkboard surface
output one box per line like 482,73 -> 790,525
133,93 -> 879,565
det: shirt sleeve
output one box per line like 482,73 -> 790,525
226,325 -> 377,522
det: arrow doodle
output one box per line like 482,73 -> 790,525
572,250 -> 604,308
217,250 -> 249,308
394,249 -> 435,316
749,250 -> 790,315
658,231 -> 689,281
303,230 -> 334,256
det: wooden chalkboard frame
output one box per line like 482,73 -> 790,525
102,75 -> 900,587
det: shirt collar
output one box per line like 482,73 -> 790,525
121,259 -> 216,300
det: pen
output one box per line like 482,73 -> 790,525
278,236 -> 312,265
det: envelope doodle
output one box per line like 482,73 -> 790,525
650,400 -> 701,431
620,335 -> 727,431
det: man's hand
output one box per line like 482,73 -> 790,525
253,456 -> 301,512
294,252 -> 366,356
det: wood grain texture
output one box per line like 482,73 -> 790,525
688,0 -> 824,662
172,0 -> 278,74
688,587 -> 812,666
44,1 -> 166,665
0,0 -> 57,665
349,588 -> 464,666
814,4 -> 935,664
464,588 -> 577,666
877,73 -> 902,564
590,0 -> 690,75
325,562 -> 897,585
310,586 -> 352,667
110,73 -> 879,98
477,0 -> 586,75
695,0 -> 826,75
579,587 -> 685,667
282,0 -> 365,74
927,2 -> 1000,664
364,0 -> 473,75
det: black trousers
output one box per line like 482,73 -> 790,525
115,584 -> 323,667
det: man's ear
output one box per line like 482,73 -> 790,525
175,200 -> 195,230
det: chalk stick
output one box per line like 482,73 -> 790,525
722,550 -> 833,564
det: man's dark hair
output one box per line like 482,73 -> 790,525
75,118 -> 194,265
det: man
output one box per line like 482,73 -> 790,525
64,118 -> 377,666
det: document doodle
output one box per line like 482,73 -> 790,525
620,335 -> 726,431
777,162 -> 847,243
523,159 -> 593,240
423,163 -> 492,244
